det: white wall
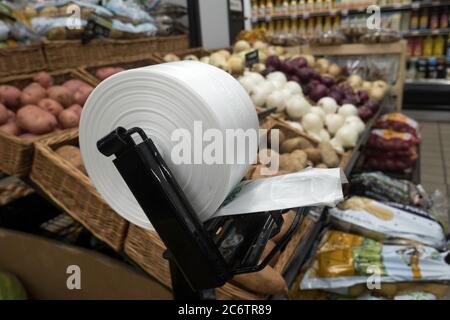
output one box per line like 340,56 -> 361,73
198,0 -> 230,49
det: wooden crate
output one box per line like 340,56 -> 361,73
124,213 -> 318,299
30,129 -> 128,251
77,55 -> 161,83
44,38 -> 159,70
156,34 -> 190,55
0,44 -> 47,78
0,69 -> 97,177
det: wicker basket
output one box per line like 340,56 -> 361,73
30,129 -> 128,251
153,47 -> 211,63
77,55 -> 161,83
156,34 -> 190,55
124,211 -> 318,299
0,44 -> 47,78
0,69 -> 97,177
44,38 -> 159,70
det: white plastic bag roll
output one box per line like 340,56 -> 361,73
79,61 -> 259,230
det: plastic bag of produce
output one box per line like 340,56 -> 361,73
374,113 -> 421,140
350,172 -> 430,208
300,230 -> 450,290
105,0 -> 154,24
367,129 -> 419,151
328,196 -> 446,249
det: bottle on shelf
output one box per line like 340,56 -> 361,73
283,18 -> 290,33
323,15 -> 332,32
409,10 -> 419,30
305,0 -> 314,12
298,0 -> 305,13
298,17 -> 306,35
406,58 -> 417,81
427,57 -> 438,79
430,8 -> 439,30
251,0 -> 259,19
315,16 -> 323,35
423,36 -> 433,57
266,0 -> 274,16
306,17 -> 315,37
333,15 -> 340,31
433,35 -> 445,57
290,0 -> 298,15
417,57 -> 427,79
419,8 -> 429,30
413,37 -> 423,57
436,57 -> 446,79
440,7 -> 449,29
275,0 -> 283,15
290,16 -> 298,34
283,0 -> 290,15
259,0 -> 266,17
315,0 -> 323,12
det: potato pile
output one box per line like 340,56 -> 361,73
0,72 -> 94,141
246,121 -> 351,180
95,67 -> 125,81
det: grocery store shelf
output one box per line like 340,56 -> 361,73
251,1 -> 450,23
402,28 -> 450,37
406,79 -> 450,85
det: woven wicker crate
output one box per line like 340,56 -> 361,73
0,44 -> 47,78
30,129 -> 128,251
153,47 -> 211,63
0,69 -> 97,177
44,37 -> 159,70
77,55 -> 161,83
156,34 -> 190,55
124,213 -> 317,299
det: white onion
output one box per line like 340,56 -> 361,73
319,129 -> 330,142
317,97 -> 338,114
239,77 -> 256,93
310,106 -> 326,120
234,40 -> 251,53
301,112 -> 323,133
307,130 -> 322,142
268,79 -> 284,90
283,81 -> 303,95
266,90 -> 287,112
344,115 -> 365,134
267,71 -> 287,84
335,124 -> 358,148
324,113 -> 344,135
330,137 -> 344,153
251,86 -> 270,107
244,71 -> 265,84
338,104 -> 358,118
286,95 -> 311,119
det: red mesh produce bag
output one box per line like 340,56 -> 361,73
374,113 -> 421,141
367,129 -> 419,151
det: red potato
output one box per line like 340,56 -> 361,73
47,85 -> 73,107
0,85 -> 21,110
7,109 -> 15,121
95,67 -> 124,80
38,98 -> 64,116
63,79 -> 89,93
67,104 -> 82,117
33,71 -> 54,89
20,82 -> 47,105
19,133 -> 40,142
0,121 -> 20,136
17,105 -> 57,134
58,109 -> 79,129
73,85 -> 93,106
0,103 -> 8,125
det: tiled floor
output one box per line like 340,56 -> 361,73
418,121 -> 450,230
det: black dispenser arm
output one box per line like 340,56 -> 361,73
97,127 -> 302,299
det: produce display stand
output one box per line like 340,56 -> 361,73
77,55 -> 161,83
0,43 -> 48,78
43,35 -> 189,71
152,47 -> 212,63
0,69 -> 97,177
29,129 -> 128,252
296,41 -> 407,112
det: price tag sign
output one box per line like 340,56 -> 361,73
341,9 -> 349,16
432,29 -> 440,35
245,50 -> 259,68
265,15 -> 272,22
291,13 -> 297,19
411,2 -> 420,9
303,12 -> 310,19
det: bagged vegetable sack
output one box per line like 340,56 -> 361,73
328,196 -> 446,249
300,230 -> 450,290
